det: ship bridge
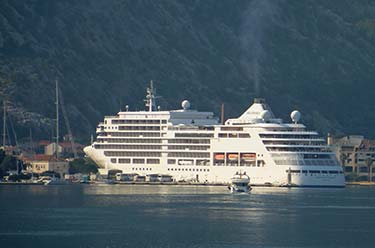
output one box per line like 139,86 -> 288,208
225,98 -> 282,125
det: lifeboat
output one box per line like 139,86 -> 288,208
214,153 -> 225,160
227,153 -> 239,161
241,153 -> 256,161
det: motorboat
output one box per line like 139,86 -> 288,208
38,176 -> 69,185
228,172 -> 251,193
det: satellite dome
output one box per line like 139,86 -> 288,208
291,110 -> 301,123
259,110 -> 271,121
181,100 -> 191,110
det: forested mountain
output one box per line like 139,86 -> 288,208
1,0 -> 375,144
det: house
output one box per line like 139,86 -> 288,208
331,135 -> 375,181
41,141 -> 85,157
22,154 -> 69,176
44,142 -> 63,156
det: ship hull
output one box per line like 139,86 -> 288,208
84,146 -> 345,187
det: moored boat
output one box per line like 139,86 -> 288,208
84,81 -> 346,187
228,172 -> 251,193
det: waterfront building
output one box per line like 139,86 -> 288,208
40,141 -> 85,157
23,154 -> 69,176
331,135 -> 375,181
44,142 -> 63,155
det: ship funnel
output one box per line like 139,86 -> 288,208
254,98 -> 266,104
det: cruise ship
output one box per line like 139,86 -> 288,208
84,82 -> 345,187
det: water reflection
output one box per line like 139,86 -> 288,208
0,185 -> 375,247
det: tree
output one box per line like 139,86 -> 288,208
0,149 -> 5,163
69,158 -> 98,174
0,155 -> 17,171
8,173 -> 32,182
345,172 -> 359,182
365,158 -> 373,182
0,153 -> 18,178
0,149 -> 5,178
340,153 -> 349,175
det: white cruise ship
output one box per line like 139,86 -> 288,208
84,82 -> 345,187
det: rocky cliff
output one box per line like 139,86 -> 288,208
1,0 -> 375,143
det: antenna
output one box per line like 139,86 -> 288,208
221,103 -> 225,125
55,79 -> 59,159
144,80 -> 158,112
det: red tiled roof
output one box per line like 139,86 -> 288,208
59,142 -> 73,148
37,141 -> 85,149
59,142 -> 85,149
38,140 -> 51,146
22,154 -> 65,162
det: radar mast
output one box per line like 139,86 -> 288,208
144,80 -> 158,112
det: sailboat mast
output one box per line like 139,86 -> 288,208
2,100 -> 5,148
55,79 -> 59,158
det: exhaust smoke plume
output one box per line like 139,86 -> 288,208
240,0 -> 281,97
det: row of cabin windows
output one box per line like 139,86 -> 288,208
105,151 -> 210,158
168,126 -> 215,131
167,168 -> 209,172
260,134 -> 319,139
96,144 -> 162,150
95,138 -> 210,150
102,132 -> 161,137
105,151 -> 161,157
274,159 -> 338,166
119,126 -> 160,131
263,140 -> 325,146
168,139 -> 210,144
220,127 -> 243,131
167,152 -> 210,158
110,158 -> 160,164
167,159 -> 209,166
218,133 -> 250,138
97,138 -> 162,143
167,145 -> 210,150
96,144 -> 209,150
175,133 -> 214,138
287,170 -> 343,175
267,147 -> 330,152
102,126 -> 117,130
132,168 -> 153,171
270,153 -> 332,159
213,160 -> 265,167
111,119 -> 167,124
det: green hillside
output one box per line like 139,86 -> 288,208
1,0 -> 375,143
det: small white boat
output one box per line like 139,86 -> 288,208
228,172 -> 251,193
38,176 -> 69,185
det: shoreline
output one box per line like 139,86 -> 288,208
0,181 -> 369,187
346,182 -> 375,186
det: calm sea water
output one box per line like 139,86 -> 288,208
0,185 -> 374,248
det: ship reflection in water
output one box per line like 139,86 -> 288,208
0,185 -> 375,247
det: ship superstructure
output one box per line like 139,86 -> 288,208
84,82 -> 345,187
